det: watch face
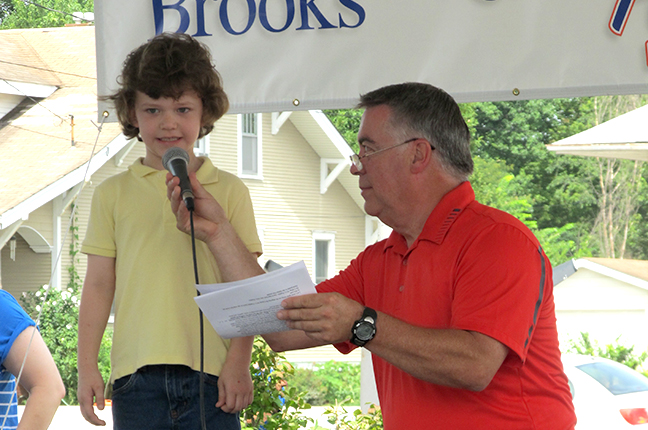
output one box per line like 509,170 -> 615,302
356,322 -> 375,340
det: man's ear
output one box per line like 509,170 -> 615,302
410,139 -> 433,173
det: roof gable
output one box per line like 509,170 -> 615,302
287,110 -> 362,209
554,257 -> 648,291
547,105 -> 648,162
0,26 -> 123,228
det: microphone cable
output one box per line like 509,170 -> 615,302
189,208 -> 208,430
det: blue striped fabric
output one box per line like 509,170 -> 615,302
0,290 -> 36,430
0,367 -> 18,430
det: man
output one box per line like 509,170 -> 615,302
167,82 -> 576,429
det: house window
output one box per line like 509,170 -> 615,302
194,134 -> 210,157
313,231 -> 335,284
239,113 -> 262,178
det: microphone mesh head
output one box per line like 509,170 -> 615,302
162,147 -> 190,171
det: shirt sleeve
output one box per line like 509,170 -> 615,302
81,182 -> 117,258
226,181 -> 263,256
0,291 -> 36,365
450,223 -> 549,362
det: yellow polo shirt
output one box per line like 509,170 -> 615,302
82,157 -> 262,383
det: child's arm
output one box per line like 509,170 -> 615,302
4,326 -> 65,430
77,254 -> 116,426
215,335 -> 255,413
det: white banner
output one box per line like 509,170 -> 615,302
95,0 -> 648,117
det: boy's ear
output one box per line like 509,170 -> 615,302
129,111 -> 138,128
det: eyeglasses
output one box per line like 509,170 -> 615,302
349,137 -> 433,171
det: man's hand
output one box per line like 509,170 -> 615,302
277,293 -> 364,345
166,172 -> 227,244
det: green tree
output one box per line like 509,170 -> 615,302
626,207 -> 648,260
324,109 -> 362,152
286,366 -> 327,405
285,361 -> 361,406
0,0 -> 93,29
0,0 -> 14,23
316,361 -> 361,405
469,98 -> 598,230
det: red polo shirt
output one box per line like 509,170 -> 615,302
317,182 -> 575,430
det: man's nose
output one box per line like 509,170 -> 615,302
350,162 -> 363,175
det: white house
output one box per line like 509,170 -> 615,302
553,257 -> 648,353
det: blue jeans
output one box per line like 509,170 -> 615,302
111,365 -> 240,430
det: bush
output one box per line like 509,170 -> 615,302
567,332 -> 648,375
285,361 -> 361,406
241,338 -> 313,430
321,400 -> 383,430
20,284 -> 112,405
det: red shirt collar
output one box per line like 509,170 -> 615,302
383,181 -> 476,254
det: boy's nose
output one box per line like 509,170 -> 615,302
160,112 -> 178,129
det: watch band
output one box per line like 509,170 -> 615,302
350,307 -> 377,347
361,307 -> 377,322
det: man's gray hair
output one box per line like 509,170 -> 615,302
357,82 -> 473,180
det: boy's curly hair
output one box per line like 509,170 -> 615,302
106,33 -> 229,140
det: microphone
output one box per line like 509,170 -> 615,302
162,147 -> 195,211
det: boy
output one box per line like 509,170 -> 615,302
77,33 -> 262,429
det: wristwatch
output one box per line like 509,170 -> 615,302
350,307 -> 377,347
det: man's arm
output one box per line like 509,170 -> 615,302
262,329 -> 326,353
277,292 -> 509,391
366,313 -> 508,391
167,174 -> 325,354
77,254 -> 116,426
4,326 -> 65,430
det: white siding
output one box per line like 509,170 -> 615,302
554,268 -> 648,352
211,114 -> 365,280
1,234 -> 50,300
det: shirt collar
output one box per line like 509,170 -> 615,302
383,181 -> 475,254
129,158 -> 159,178
129,157 -> 220,184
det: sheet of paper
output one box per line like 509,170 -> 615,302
194,261 -> 317,339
